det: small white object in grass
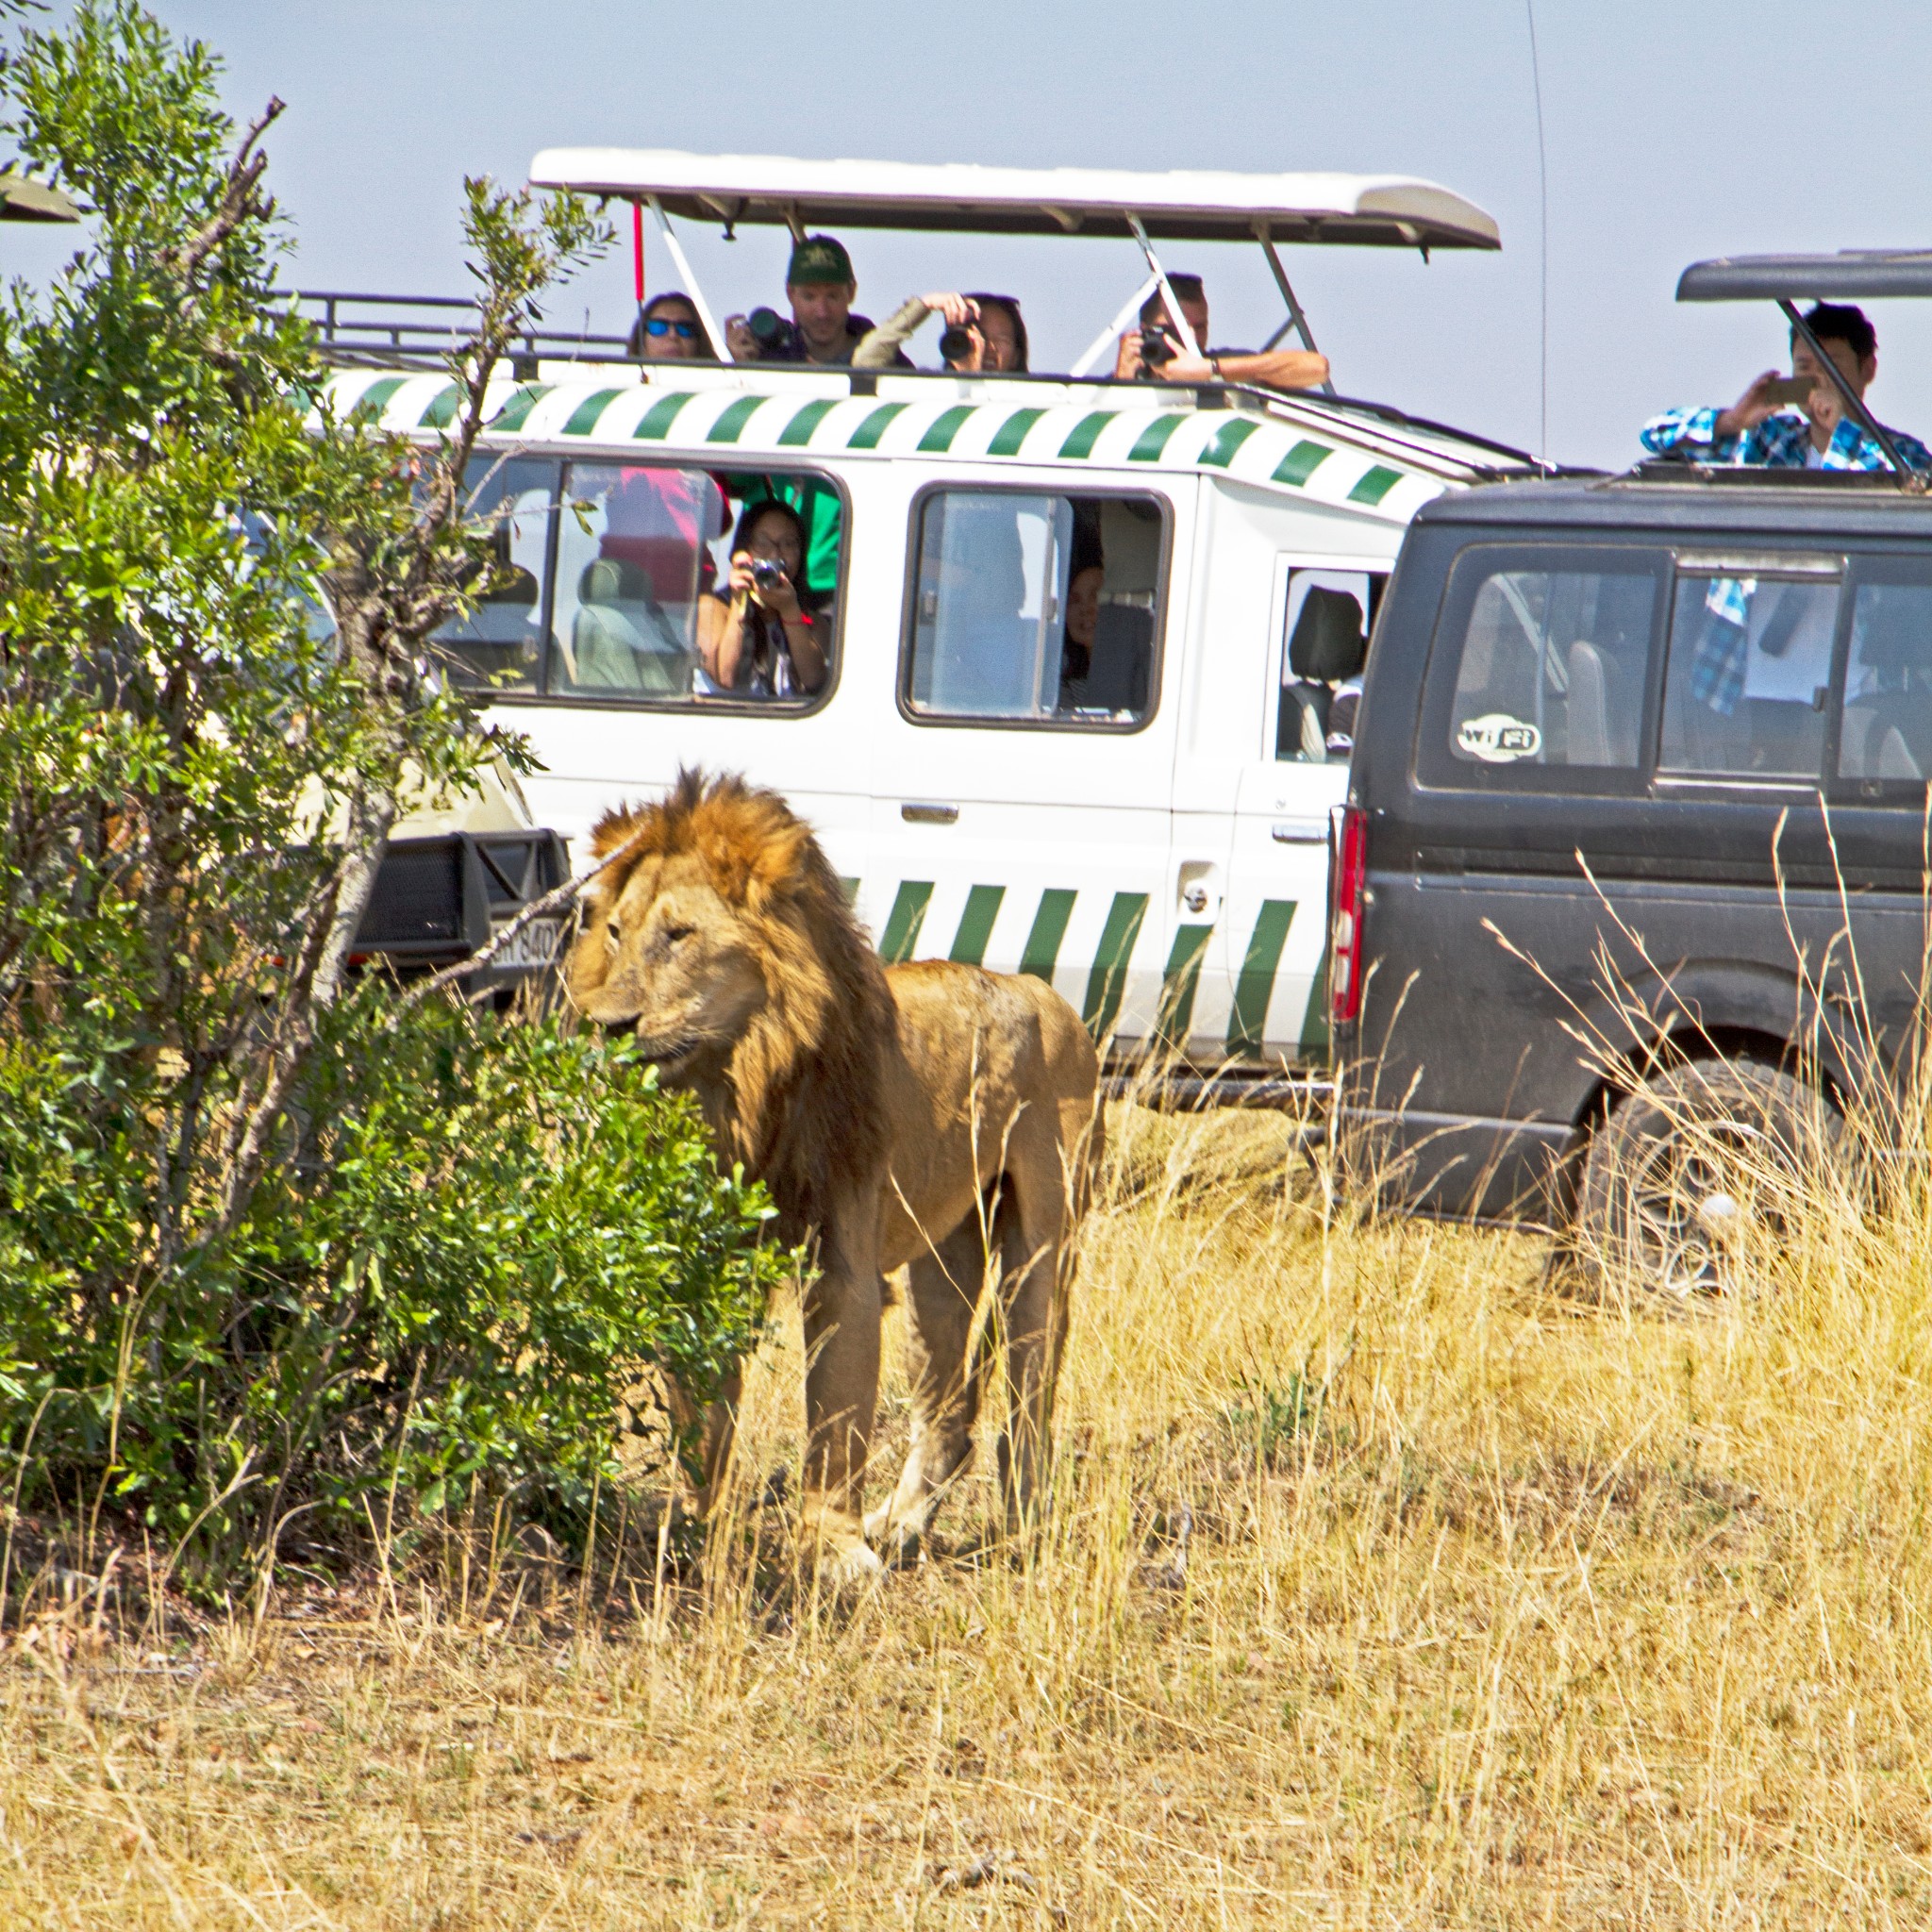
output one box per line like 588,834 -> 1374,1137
1697,1191 -> 1741,1236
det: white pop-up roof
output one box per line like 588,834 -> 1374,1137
527,148 -> 1500,252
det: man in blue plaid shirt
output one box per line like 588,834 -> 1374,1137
1645,304 -> 1929,734
1641,302 -> 1930,475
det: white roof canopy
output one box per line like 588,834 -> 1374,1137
528,148 -> 1501,252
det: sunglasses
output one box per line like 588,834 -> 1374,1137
643,316 -> 699,340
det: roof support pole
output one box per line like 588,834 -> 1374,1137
630,201 -> 646,358
1070,269 -> 1160,378
1257,229 -> 1335,394
1777,296 -> 1917,487
645,194 -> 736,362
1125,214 -> 1196,364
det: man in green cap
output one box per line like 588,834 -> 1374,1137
724,233 -> 909,367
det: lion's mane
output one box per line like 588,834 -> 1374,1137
583,771 -> 893,1244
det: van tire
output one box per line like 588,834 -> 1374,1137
1574,1056 -> 1840,1304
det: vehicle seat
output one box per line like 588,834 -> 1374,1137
568,557 -> 692,696
1567,640 -> 1609,764
1064,603 -> 1152,716
1277,587 -> 1366,760
596,535 -> 708,606
1840,703 -> 1924,781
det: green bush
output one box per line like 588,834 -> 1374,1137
0,997 -> 783,1578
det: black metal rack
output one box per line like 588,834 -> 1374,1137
296,289 -> 633,372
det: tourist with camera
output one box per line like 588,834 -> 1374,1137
1114,273 -> 1328,391
694,499 -> 828,697
723,234 -> 905,368
855,291 -> 1028,372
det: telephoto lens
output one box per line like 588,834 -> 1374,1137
747,307 -> 793,352
938,324 -> 976,364
1139,325 -> 1174,374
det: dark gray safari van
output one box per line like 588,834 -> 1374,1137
1334,472 -> 1932,1285
1331,246 -> 1932,1291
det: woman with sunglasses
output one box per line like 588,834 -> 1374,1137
627,291 -> 718,361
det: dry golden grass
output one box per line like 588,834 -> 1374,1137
7,1096 -> 1932,1927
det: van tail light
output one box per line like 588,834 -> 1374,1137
1328,804 -> 1369,1028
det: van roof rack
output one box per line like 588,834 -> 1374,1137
1677,249 -> 1932,303
527,148 -> 1500,250
528,147 -> 1503,399
292,289 -> 625,371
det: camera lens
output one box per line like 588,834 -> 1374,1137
748,307 -> 787,345
938,324 -> 974,363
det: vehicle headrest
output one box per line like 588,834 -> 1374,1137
581,556 -> 649,604
1289,586 -> 1366,682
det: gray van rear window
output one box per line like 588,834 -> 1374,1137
1444,565 -> 1656,770
1840,577 -> 1932,784
1660,574 -> 1840,779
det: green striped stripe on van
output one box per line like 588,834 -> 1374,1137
859,881 -> 1314,1056
323,372 -> 1440,520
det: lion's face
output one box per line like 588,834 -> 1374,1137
570,851 -> 768,1076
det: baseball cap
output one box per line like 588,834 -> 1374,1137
787,234 -> 855,287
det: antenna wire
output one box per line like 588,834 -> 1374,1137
1525,0 -> 1550,463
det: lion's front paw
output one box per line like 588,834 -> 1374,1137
870,1512 -> 928,1570
819,1538 -> 885,1591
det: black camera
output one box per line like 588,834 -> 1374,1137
938,322 -> 978,365
749,558 -> 787,592
746,306 -> 799,356
1139,324 -> 1175,375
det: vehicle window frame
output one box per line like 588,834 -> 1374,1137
895,478 -> 1173,736
1413,541 -> 1671,796
1270,561 -> 1389,766
459,448 -> 852,718
433,454 -> 564,701
1824,550 -> 1932,804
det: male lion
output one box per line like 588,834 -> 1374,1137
568,772 -> 1102,1581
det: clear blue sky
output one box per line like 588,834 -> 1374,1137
14,2 -> 1932,469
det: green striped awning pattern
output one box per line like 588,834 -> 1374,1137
317,369 -> 1448,521
858,877 -> 1324,1060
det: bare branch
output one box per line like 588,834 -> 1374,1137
156,96 -> 284,286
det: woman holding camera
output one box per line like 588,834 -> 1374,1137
694,499 -> 829,698
854,291 -> 1027,373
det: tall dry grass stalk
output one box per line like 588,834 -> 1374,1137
5,1093 -> 1932,1926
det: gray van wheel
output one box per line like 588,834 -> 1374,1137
1575,1058 -> 1839,1304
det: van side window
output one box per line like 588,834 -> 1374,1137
543,462 -> 844,708
435,457 -> 559,695
1840,573 -> 1932,784
1660,571 -> 1840,779
904,490 -> 1163,727
1276,568 -> 1383,761
1442,563 -> 1655,772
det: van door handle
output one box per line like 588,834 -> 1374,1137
1271,820 -> 1327,843
901,802 -> 959,824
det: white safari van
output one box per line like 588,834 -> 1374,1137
318,153 -> 1525,1086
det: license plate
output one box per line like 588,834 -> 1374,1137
491,916 -> 561,971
